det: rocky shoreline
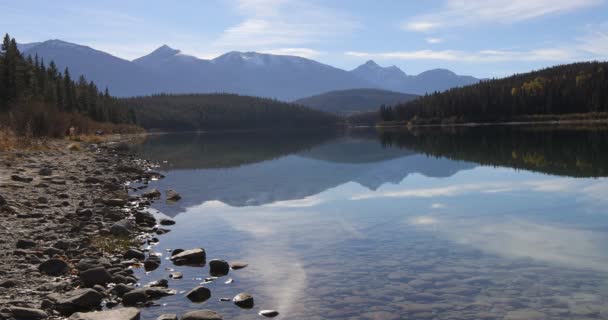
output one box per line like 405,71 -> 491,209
0,139 -> 177,320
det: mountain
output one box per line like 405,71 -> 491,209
294,88 -> 417,115
21,40 -> 480,100
22,40 -> 155,96
350,60 -> 479,95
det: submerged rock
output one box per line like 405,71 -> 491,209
230,262 -> 248,270
159,218 -> 175,225
180,310 -> 223,320
157,314 -> 177,320
142,189 -> 161,199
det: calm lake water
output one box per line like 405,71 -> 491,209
130,126 -> 608,320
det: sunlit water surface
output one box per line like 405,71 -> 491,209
129,127 -> 608,320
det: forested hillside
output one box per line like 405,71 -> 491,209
380,62 -> 608,124
0,34 -> 137,137
294,88 -> 417,115
124,94 -> 341,131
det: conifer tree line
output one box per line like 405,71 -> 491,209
380,62 -> 608,124
0,33 -> 136,136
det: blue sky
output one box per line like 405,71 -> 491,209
2,0 -> 607,77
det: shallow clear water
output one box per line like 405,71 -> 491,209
130,126 -> 608,320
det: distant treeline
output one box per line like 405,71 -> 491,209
0,34 -> 138,137
124,94 -> 341,131
375,62 -> 608,125
379,126 -> 608,177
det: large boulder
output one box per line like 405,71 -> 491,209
48,289 -> 103,315
79,267 -> 113,287
180,310 -> 223,320
170,248 -> 205,265
68,307 -> 140,320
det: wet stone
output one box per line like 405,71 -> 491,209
233,293 -> 254,309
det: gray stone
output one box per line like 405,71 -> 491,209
68,308 -> 140,320
121,289 -> 147,306
185,286 -> 211,303
110,283 -> 134,297
0,194 -> 6,205
159,218 -> 175,225
38,168 -> 53,176
10,307 -> 48,319
169,272 -> 183,279
39,258 -> 70,276
48,289 -> 103,315
180,310 -> 223,320
258,310 -> 280,318
233,293 -> 254,309
165,190 -> 181,201
157,314 -> 177,320
79,267 -> 113,287
209,259 -> 229,276
110,220 -> 134,236
103,199 -> 127,207
11,175 -> 33,182
123,249 -> 145,261
16,239 -> 37,249
230,262 -> 248,270
142,189 -> 161,199
170,248 -> 205,265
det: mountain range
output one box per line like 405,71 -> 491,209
294,88 -> 418,114
21,40 -> 480,100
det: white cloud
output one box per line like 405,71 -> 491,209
425,37 -> 443,44
578,22 -> 608,58
345,47 -> 578,62
215,0 -> 357,50
261,47 -> 324,58
404,0 -> 602,32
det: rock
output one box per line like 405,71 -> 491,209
159,218 -> 175,225
39,168 -> 53,176
232,293 -> 254,309
169,272 -> 183,279
135,211 -> 156,227
180,310 -> 223,320
259,310 -> 280,318
157,314 -> 177,320
116,165 -> 144,174
209,259 -> 230,276
165,189 -> 181,201
170,248 -> 205,265
185,286 -> 211,303
92,285 -> 107,293
122,288 -> 174,306
37,196 -> 48,203
144,255 -> 161,271
53,240 -> 70,250
0,194 -> 6,205
230,262 -> 248,270
68,308 -> 140,320
16,239 -> 37,249
110,220 -> 135,236
147,279 -> 168,288
103,199 -> 127,207
79,267 -> 113,287
123,249 -> 145,261
76,258 -> 111,271
142,189 -> 161,199
48,289 -> 103,315
39,258 -> 70,276
110,284 -> 134,297
10,307 -> 48,319
11,175 -> 33,182
171,248 -> 184,256
84,177 -> 101,184
43,247 -> 65,257
0,279 -> 18,288
121,290 -> 148,306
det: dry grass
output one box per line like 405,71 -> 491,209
90,235 -> 139,255
0,128 -> 49,151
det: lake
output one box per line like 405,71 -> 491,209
129,125 -> 608,320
